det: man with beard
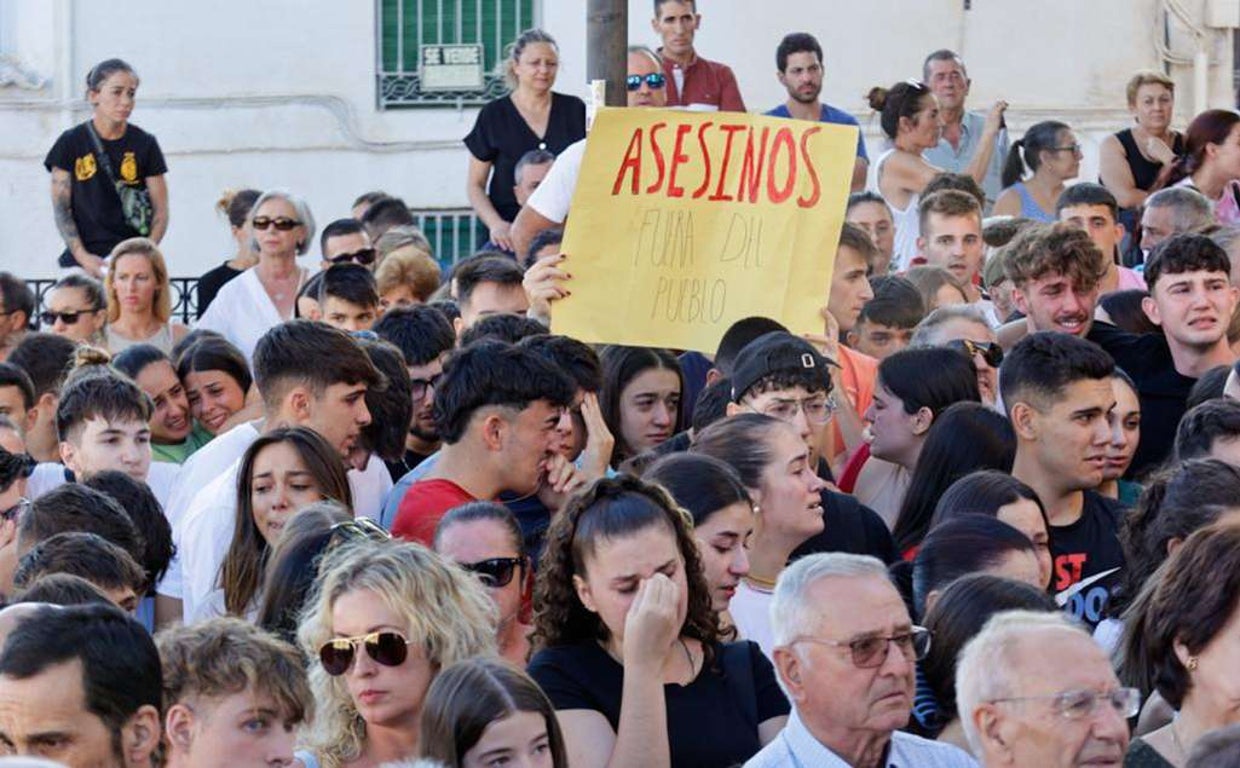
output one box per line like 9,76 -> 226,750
766,33 -> 867,192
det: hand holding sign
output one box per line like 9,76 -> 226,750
551,108 -> 857,352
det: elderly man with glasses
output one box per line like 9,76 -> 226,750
745,552 -> 975,767
956,610 -> 1133,767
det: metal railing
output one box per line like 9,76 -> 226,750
27,277 -> 200,328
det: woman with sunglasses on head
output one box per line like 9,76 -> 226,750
993,121 -> 1081,222
433,502 -> 533,666
44,58 -> 168,278
103,238 -> 188,355
530,474 -> 789,768
297,539 -> 496,768
200,427 -> 352,622
257,501 -> 386,644
420,657 -> 568,768
465,29 -> 585,253
41,274 -> 107,345
198,188 -> 316,363
868,81 -> 1005,270
176,335 -> 253,438
197,188 -> 261,318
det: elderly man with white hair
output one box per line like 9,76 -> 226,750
956,610 -> 1135,767
744,552 -> 976,768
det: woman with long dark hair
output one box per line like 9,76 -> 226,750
1158,109 -> 1240,227
993,120 -> 1080,221
598,346 -> 684,466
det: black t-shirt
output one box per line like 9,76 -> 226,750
528,640 -> 788,768
196,261 -> 244,318
1050,490 -> 1127,629
44,122 -> 167,266
792,490 -> 897,565
1087,322 -> 1196,478
464,92 -> 586,223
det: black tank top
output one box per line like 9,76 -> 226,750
1115,128 -> 1184,190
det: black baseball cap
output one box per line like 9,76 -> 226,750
729,331 -> 833,403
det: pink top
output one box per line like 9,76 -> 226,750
1117,266 -> 1147,291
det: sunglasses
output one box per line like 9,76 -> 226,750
328,248 -> 377,266
40,309 -> 100,326
460,557 -> 524,588
252,216 -> 302,231
318,631 -> 413,676
626,72 -> 666,91
328,517 -> 390,548
946,339 -> 1004,368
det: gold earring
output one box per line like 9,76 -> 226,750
1188,657 -> 1199,671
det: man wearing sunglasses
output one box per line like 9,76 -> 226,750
957,611 -> 1131,767
749,553 -> 974,767
320,218 -> 376,271
511,46 -> 670,261
766,33 -> 867,193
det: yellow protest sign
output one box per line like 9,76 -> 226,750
552,107 -> 857,352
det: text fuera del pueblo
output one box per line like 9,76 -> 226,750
610,121 -> 825,208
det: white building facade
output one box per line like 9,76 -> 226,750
0,0 -> 1236,280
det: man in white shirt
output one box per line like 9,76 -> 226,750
166,321 -> 385,621
746,553 -> 976,767
510,46 -> 670,260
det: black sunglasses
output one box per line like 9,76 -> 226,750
40,309 -> 99,326
318,631 -> 412,676
460,557 -> 524,588
626,72 -> 666,91
946,339 -> 1004,368
328,248 -> 377,266
252,216 -> 302,231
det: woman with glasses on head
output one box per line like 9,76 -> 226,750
296,539 -> 496,768
433,502 -> 532,666
993,121 -> 1082,222
529,474 -> 788,768
44,58 -> 169,278
1120,521 -> 1240,766
41,274 -> 107,345
199,427 -> 352,622
198,188 -> 315,363
465,29 -> 585,253
690,415 -> 826,660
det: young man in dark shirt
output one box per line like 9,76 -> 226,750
1003,331 -> 1124,628
726,331 -> 895,563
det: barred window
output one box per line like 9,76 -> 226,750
378,0 -> 537,108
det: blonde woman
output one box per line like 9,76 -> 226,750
296,540 -> 497,768
374,226 -> 440,311
103,237 -> 188,354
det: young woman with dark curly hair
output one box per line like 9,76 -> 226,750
527,475 -> 789,768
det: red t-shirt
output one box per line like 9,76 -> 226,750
391,479 -> 477,545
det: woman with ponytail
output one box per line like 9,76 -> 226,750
1157,109 -> 1240,227
867,81 -> 1006,270
197,188 -> 260,318
993,120 -> 1080,221
1097,458 -> 1240,653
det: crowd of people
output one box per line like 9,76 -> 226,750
4,1 -> 1240,767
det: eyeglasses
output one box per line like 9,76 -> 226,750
990,687 -> 1141,721
39,309 -> 100,326
252,216 -> 302,231
626,72 -> 666,91
0,498 -> 29,522
1053,143 -> 1083,155
318,631 -> 413,676
328,248 -> 377,266
794,626 -> 932,668
946,339 -> 1004,368
410,373 -> 444,402
754,395 -> 837,425
459,557 -> 524,588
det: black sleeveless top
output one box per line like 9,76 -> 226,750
1115,128 -> 1184,191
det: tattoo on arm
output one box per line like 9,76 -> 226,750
51,172 -> 83,252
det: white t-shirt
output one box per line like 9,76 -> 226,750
26,463 -> 69,500
165,421 -> 261,528
728,580 -> 775,661
527,138 -> 587,224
